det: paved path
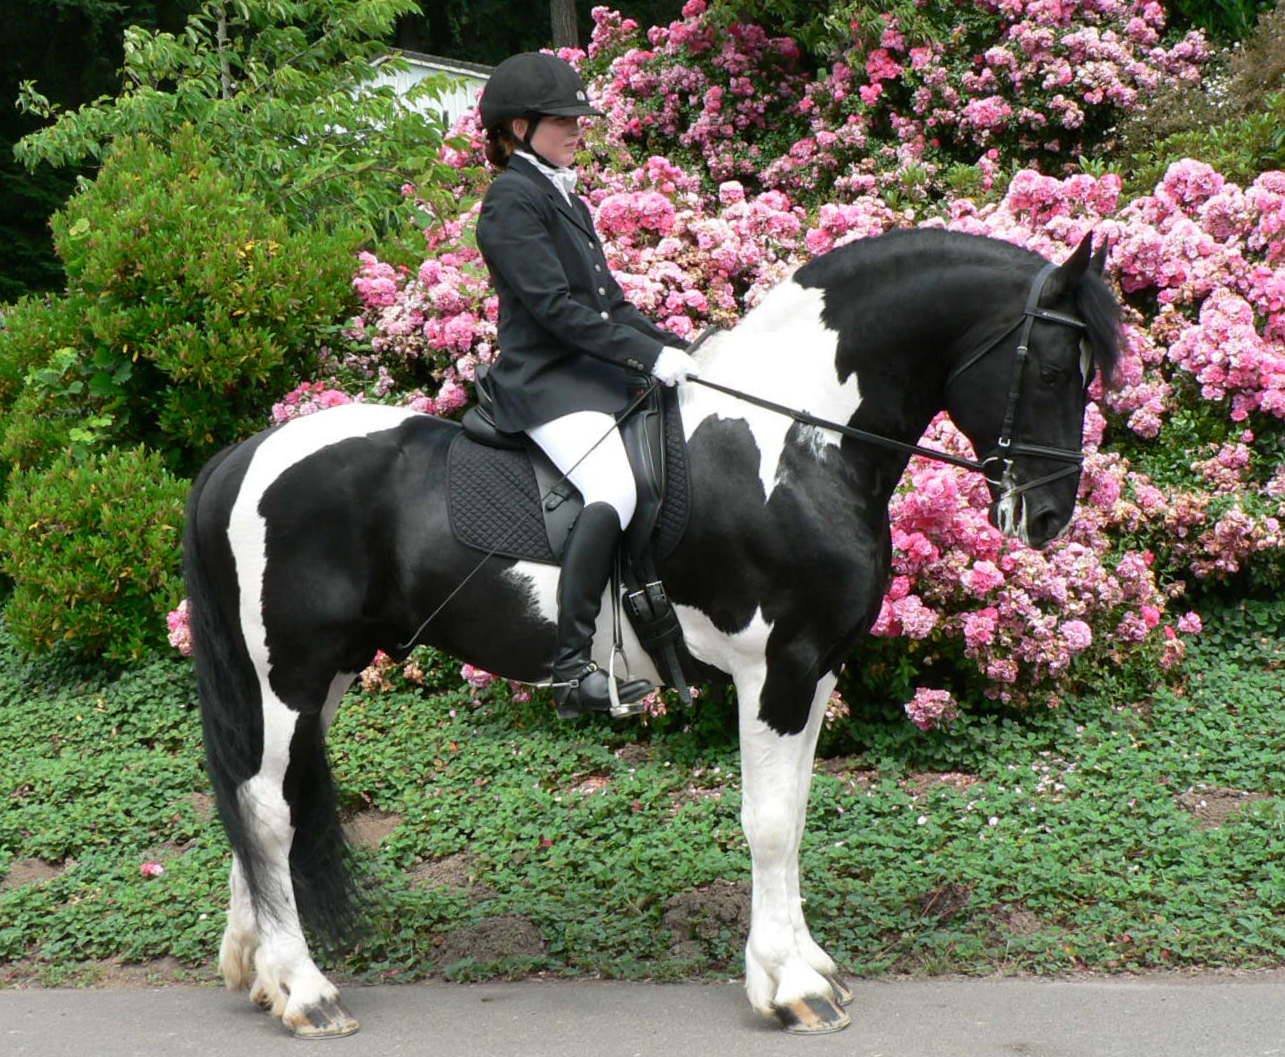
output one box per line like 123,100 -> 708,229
2,975 -> 1283,1057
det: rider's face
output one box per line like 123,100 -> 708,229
512,114 -> 584,168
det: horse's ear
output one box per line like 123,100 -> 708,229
1089,237 -> 1110,276
1058,231 -> 1094,285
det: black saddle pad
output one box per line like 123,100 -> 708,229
447,386 -> 690,565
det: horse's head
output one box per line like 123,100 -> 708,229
945,233 -> 1121,549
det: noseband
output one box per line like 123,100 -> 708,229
689,261 -> 1091,497
944,261 -> 1088,500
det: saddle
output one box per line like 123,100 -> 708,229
447,362 -> 696,703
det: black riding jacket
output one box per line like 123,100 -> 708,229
475,154 -> 685,433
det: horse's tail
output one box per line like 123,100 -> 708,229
183,443 -> 271,912
184,438 -> 364,953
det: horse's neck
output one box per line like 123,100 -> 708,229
694,282 -> 861,423
683,278 -> 934,505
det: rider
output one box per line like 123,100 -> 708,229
475,52 -> 701,718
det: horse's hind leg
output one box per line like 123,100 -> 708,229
236,671 -> 359,1038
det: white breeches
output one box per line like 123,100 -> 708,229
527,410 -> 636,530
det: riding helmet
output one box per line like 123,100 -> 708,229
479,52 -> 604,129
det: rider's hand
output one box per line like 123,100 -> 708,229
652,346 -> 700,387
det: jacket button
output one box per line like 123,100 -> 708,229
594,264 -> 602,272
599,311 -> 609,320
598,287 -> 606,295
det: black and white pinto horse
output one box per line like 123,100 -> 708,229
183,228 -> 1120,1038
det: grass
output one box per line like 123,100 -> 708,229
0,598 -> 1281,987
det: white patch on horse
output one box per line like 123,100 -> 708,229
501,561 -> 663,684
681,278 -> 859,499
228,403 -> 421,689
672,604 -> 773,676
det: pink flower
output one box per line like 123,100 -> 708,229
166,600 -> 192,657
1061,619 -> 1093,654
904,688 -> 959,731
964,608 -> 998,650
140,862 -> 166,879
1177,612 -> 1203,635
461,663 -> 495,690
963,560 -> 1005,595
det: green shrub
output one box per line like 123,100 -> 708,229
0,446 -> 186,664
1117,3 -> 1285,189
0,292 -> 91,414
23,126 -> 365,476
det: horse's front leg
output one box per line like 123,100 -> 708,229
734,662 -> 850,1034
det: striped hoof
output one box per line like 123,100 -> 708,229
287,997 -> 360,1039
773,994 -> 851,1035
825,973 -> 854,1007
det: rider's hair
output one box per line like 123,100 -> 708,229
485,120 -> 521,168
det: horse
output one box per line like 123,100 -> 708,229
182,227 -> 1121,1038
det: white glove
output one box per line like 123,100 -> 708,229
651,346 -> 700,387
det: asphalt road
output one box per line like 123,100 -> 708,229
2,975 -> 1283,1057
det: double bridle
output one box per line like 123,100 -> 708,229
691,261 -> 1090,500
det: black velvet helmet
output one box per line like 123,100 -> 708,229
479,52 -> 604,129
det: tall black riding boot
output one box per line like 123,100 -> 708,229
552,502 -> 654,718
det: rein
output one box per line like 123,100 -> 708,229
690,262 -> 1090,497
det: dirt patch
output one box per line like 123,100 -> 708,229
343,809 -> 402,849
1,858 -> 65,893
433,915 -> 546,967
663,879 -> 750,961
1176,787 -> 1270,829
568,773 -> 611,796
916,882 -> 974,921
0,957 -> 213,989
407,852 -> 498,900
81,957 -> 204,988
190,792 -> 215,820
904,772 -> 982,795
816,756 -> 878,782
993,904 -> 1044,937
613,743 -> 652,766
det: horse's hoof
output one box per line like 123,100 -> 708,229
287,997 -> 360,1039
825,973 -> 854,1007
773,994 -> 851,1035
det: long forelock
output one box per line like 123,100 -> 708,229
1073,270 -> 1123,387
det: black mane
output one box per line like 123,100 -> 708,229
796,228 -> 1121,386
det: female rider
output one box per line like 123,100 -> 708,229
475,52 -> 700,718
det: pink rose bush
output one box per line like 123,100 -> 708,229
575,2 -> 1207,205
223,8 -> 1279,722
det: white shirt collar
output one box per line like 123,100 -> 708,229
514,150 -> 578,203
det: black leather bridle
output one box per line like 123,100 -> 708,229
690,261 -> 1091,499
942,261 -> 1090,499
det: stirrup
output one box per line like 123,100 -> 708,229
554,662 -> 653,720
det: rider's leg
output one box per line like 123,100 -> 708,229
527,411 -> 652,715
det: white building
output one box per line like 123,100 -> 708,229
371,51 -> 493,128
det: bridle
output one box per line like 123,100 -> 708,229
942,261 -> 1090,499
691,261 -> 1091,500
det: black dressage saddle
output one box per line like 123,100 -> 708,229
446,353 -> 703,701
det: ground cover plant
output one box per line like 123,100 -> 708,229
0,598 -> 1280,983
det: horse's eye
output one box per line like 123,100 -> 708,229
1038,362 -> 1067,384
